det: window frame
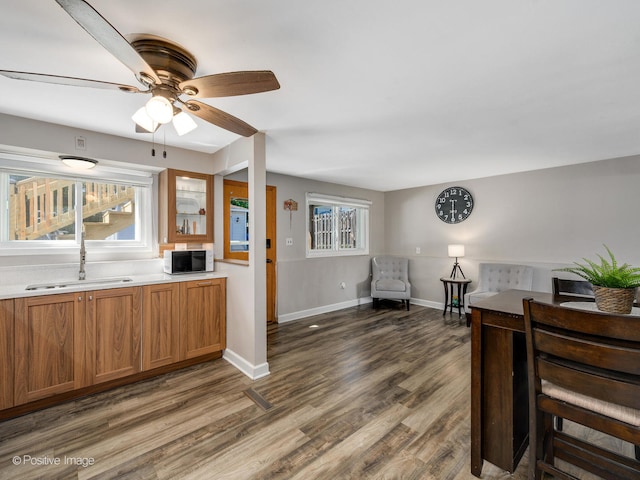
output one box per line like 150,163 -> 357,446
305,192 -> 371,258
0,153 -> 157,259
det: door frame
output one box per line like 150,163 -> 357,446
223,179 -> 277,322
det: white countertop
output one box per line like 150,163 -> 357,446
0,271 -> 228,300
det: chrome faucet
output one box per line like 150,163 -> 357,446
79,230 -> 86,280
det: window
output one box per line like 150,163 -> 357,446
306,192 -> 370,257
0,153 -> 155,257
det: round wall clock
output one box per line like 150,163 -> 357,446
435,186 -> 474,224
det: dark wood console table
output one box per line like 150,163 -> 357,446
470,289 -> 559,477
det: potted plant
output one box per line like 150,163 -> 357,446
555,245 -> 640,314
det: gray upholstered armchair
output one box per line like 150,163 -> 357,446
464,263 -> 533,315
371,256 -> 411,310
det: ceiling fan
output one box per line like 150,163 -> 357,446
0,0 -> 280,137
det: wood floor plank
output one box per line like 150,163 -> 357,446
4,304 -> 621,479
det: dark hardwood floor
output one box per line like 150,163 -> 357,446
0,302 -> 622,479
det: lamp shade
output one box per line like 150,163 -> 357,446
448,244 -> 465,258
172,111 -> 197,136
59,155 -> 97,169
145,95 -> 174,124
132,107 -> 159,133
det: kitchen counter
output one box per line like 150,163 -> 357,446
0,270 -> 227,300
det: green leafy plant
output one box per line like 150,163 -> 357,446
555,245 -> 640,288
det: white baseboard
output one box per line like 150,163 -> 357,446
223,349 -> 270,380
410,297 -> 443,311
278,297 -> 446,324
277,297 -> 374,323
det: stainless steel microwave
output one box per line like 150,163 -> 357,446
163,249 -> 214,274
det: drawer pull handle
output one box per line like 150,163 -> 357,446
78,296 -> 82,302
198,282 -> 212,286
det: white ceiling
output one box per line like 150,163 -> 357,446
1,0 -> 639,191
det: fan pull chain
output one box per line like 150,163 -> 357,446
163,129 -> 167,158
151,130 -> 156,157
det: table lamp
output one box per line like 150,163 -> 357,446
448,244 -> 466,279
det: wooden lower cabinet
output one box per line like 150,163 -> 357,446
142,283 -> 180,370
0,299 -> 14,409
5,277 -> 225,416
85,287 -> 142,385
180,278 -> 226,359
14,293 -> 85,405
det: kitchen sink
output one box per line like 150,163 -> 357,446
25,276 -> 133,291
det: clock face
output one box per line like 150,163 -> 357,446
435,186 -> 474,224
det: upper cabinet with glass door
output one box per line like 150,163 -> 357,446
166,169 -> 213,243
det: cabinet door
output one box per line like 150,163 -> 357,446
142,283 -> 180,370
86,287 -> 142,385
0,299 -> 14,409
167,169 -> 214,243
14,293 -> 85,405
180,278 -> 226,359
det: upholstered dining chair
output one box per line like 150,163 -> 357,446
551,276 -> 596,431
371,256 -> 411,310
523,299 -> 640,480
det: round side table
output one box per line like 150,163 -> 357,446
440,277 -> 472,318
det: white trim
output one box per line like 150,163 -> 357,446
306,192 -> 372,208
278,297 -> 446,324
278,297 -> 374,323
223,349 -> 271,380
305,192 -> 371,258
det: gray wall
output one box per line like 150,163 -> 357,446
271,172 -> 385,320
226,170 -> 386,320
384,154 -> 640,306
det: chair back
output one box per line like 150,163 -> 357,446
476,263 -> 533,292
552,276 -> 594,298
371,256 -> 409,283
523,299 -> 640,479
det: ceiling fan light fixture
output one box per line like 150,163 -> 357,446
132,106 -> 159,132
172,111 -> 198,136
145,95 -> 174,124
59,155 -> 98,169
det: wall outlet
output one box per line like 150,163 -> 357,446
340,282 -> 346,289
415,247 -> 421,254
286,237 -> 293,246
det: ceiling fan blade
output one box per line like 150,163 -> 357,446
0,70 -> 142,92
180,71 -> 280,98
54,0 -> 161,86
184,100 -> 257,137
135,123 -> 159,134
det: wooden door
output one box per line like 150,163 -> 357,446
223,179 -> 277,322
0,299 -> 14,409
142,283 -> 180,370
180,278 -> 226,359
86,287 -> 142,385
14,293 -> 85,404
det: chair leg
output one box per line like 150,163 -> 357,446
406,300 -> 410,311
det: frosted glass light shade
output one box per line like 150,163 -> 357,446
448,244 -> 465,258
60,156 -> 97,169
132,107 -> 159,133
172,111 -> 197,136
145,95 -> 174,124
